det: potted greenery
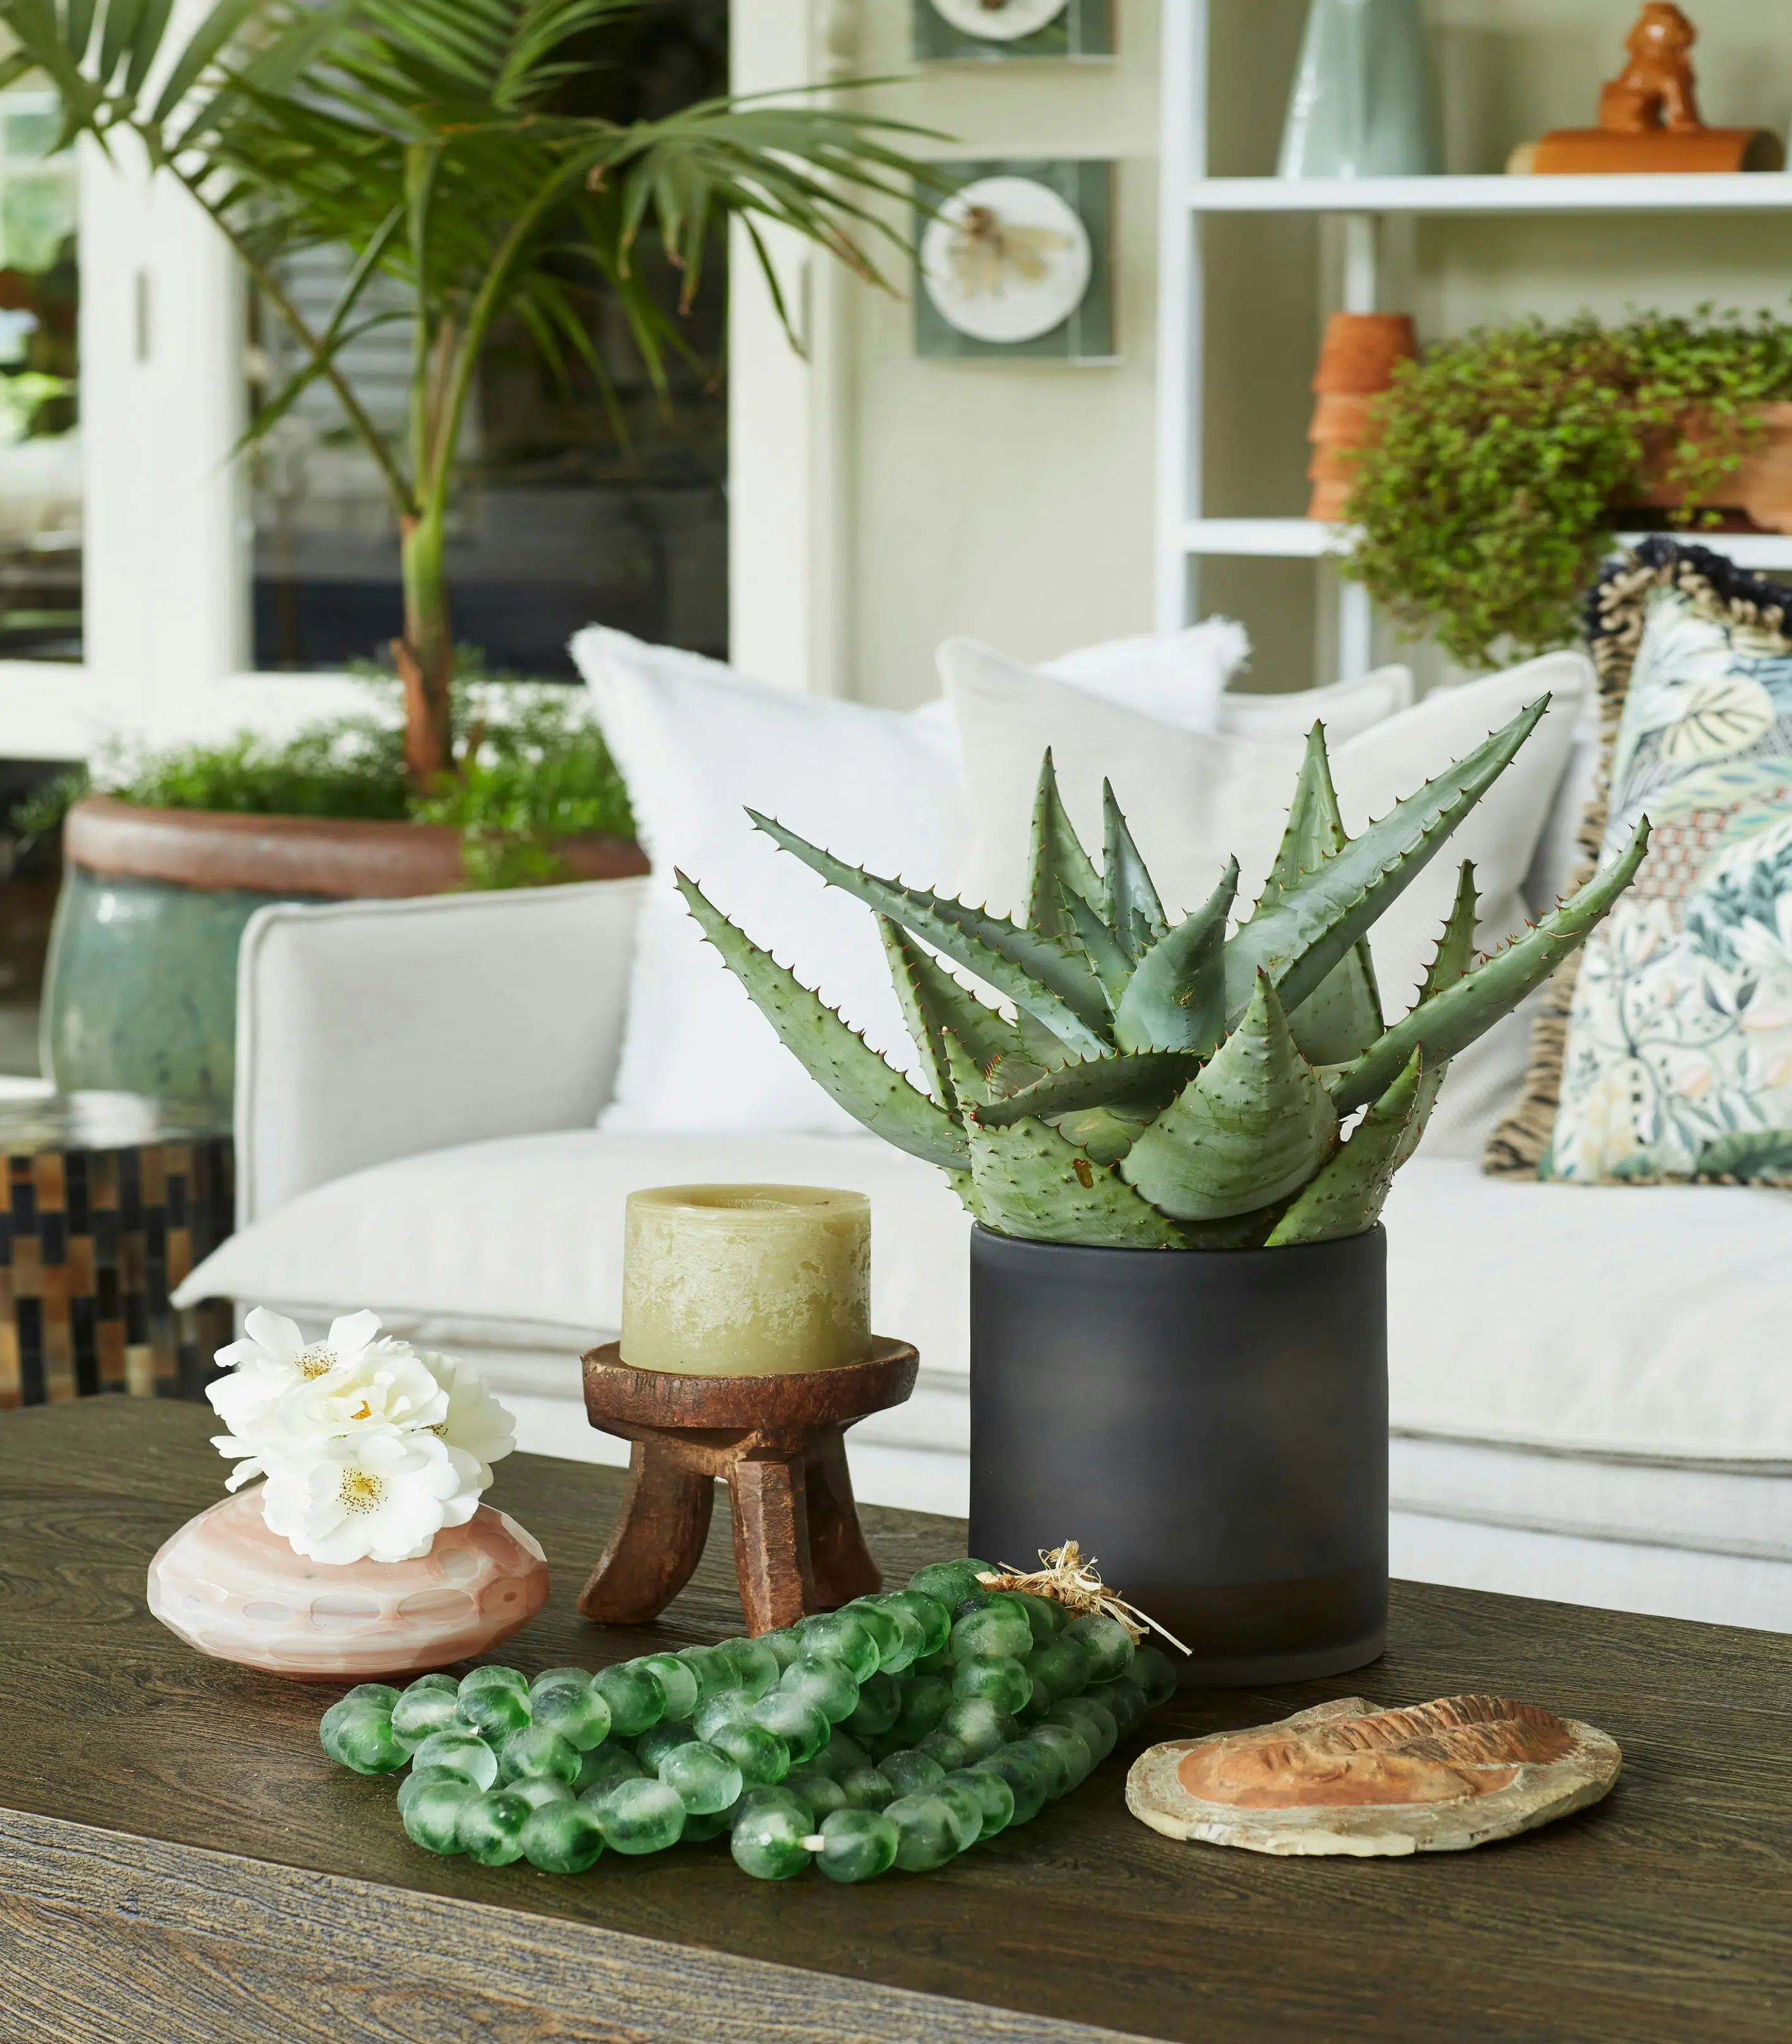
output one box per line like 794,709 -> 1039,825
681,713 -> 1646,1684
1345,310 -> 1792,667
7,0 -> 931,1102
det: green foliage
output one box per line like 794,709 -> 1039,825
690,725 -> 1646,1251
1345,308 -> 1792,667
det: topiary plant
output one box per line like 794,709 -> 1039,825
678,704 -> 1646,1251
1345,308 -> 1792,666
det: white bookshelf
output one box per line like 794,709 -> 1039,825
1154,9 -> 1792,678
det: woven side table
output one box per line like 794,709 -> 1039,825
0,1092 -> 233,1408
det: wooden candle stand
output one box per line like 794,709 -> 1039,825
577,1339 -> 919,1635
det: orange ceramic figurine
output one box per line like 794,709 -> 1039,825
1512,4 -> 1784,175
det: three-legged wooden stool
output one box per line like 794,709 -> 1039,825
577,1339 -> 919,1635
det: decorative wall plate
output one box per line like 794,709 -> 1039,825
914,0 -> 1112,62
915,162 -> 1113,361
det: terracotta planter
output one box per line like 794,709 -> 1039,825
44,799 -> 647,1105
1307,313 -> 1418,521
1628,403 -> 1792,535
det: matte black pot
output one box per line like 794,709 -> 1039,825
969,1224 -> 1388,1688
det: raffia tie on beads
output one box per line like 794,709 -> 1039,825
977,1539 -> 1190,1657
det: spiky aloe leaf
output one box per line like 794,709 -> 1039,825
1027,751 -> 1104,940
1051,1103 -> 1155,1167
1695,1130 -> 1792,1181
678,875 -> 968,1171
1112,859 -> 1239,1055
976,1051 -> 1203,1128
1103,780 -> 1168,960
1223,697 -> 1548,1025
1262,725 -> 1384,1066
1059,884 -> 1133,1007
878,917 -> 1027,1116
941,1038 -> 1182,1248
1391,861 -> 1479,1170
1120,973 -> 1340,1221
1017,1009 -> 1076,1070
1267,1053 -> 1424,1247
1330,819 -> 1650,1116
748,811 -> 1112,1056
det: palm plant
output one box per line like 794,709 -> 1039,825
680,705 -> 1648,1248
3,0 -> 934,780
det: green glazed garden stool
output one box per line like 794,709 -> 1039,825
0,1092 -> 233,1409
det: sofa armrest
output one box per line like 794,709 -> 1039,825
235,878 -> 644,1225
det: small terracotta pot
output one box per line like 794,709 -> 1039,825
1307,315 -> 1418,521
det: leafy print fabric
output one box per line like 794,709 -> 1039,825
1548,586 -> 1792,1183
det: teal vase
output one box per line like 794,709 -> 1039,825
1278,0 -> 1441,180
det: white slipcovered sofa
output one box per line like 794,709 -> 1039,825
178,870 -> 1792,1636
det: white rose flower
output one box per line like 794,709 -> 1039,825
208,1306 -> 388,1444
416,1349 -> 516,1484
259,1427 -> 483,1565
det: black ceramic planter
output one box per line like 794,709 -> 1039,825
969,1224 -> 1388,1688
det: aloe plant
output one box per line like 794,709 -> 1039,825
678,701 -> 1647,1249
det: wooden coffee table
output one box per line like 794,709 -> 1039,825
2,1400 -> 1788,2044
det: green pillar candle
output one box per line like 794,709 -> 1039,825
621,1185 -> 871,1377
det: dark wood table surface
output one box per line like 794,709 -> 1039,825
2,1401 -> 1789,2044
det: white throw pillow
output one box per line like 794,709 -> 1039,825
573,629 -> 966,1136
944,643 -> 1591,1017
1034,617 -> 1252,732
1217,664 -> 1415,744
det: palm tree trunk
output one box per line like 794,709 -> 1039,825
394,511 -> 454,785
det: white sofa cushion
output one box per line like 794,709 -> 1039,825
1022,616 -> 1253,732
574,629 -> 967,1137
179,1139 -> 1792,1465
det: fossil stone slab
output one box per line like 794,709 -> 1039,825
1127,1694 -> 1621,1857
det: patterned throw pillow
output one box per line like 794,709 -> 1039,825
1488,539 -> 1792,1185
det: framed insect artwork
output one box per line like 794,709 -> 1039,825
912,0 -> 1114,62
914,160 -> 1115,363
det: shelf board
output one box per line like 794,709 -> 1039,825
1180,519 -> 1792,570
1189,173 -> 1792,216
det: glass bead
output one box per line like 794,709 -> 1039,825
576,1746 -> 645,1800
592,1662 -> 666,1737
940,1696 -> 1015,1762
931,1776 -> 984,1852
529,1667 -> 591,1697
945,1766 -> 1014,1840
459,1665 -> 528,1698
916,1730 -> 972,1772
798,1611 -> 880,1684
844,1671 -> 900,1739
951,1590 -> 991,1620
951,1654 -> 1033,1716
852,1596 -> 923,1673
631,1653 -> 699,1722
456,1789 -> 533,1867
498,1726 -> 581,1787
1025,1636 -> 1094,1704
391,1680 -> 463,1741
679,1809 -> 734,1842
911,1645 -> 953,1677
836,1765 -> 895,1812
780,1654 -> 859,1725
1092,1675 -> 1148,1737
521,1800 -> 606,1873
837,1599 -> 902,1669
879,1589 -> 952,1659
409,1730 -> 498,1790
531,1682 -> 613,1754
781,1765 -> 848,1823
905,1559 -> 988,1609
815,1806 -> 898,1884
657,1741 -> 745,1815
694,1690 -> 757,1743
401,1778 -> 479,1855
1063,1612 -> 1135,1683
714,1637 -> 781,1700
507,1777 -> 574,1814
888,1673 -> 952,1746
730,1792 -> 815,1880
756,1628 -> 806,1671
322,1706 -> 413,1777
818,1729 -> 873,1777
397,1765 -> 468,1818
706,1720 -> 790,1787
338,1682 -> 402,1710
878,1747 -> 945,1797
1129,1645 -> 1179,1710
675,1645 -> 732,1704
950,1605 -> 1032,1665
1048,1696 -> 1117,1765
635,1722 -> 693,1772
1010,1592 -> 1066,1645
885,1793 -> 963,1872
1014,1672 -> 1053,1724
981,1742 -> 1053,1825
749,1689 -> 830,1765
592,1776 -> 687,1854
1025,1722 -> 1093,1794
454,1679 -> 532,1742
